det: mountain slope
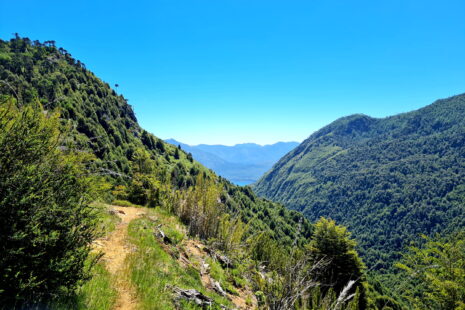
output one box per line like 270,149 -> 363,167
166,139 -> 298,184
254,94 -> 465,270
0,36 -> 311,249
0,36 -> 394,309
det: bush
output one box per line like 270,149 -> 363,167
0,100 -> 98,304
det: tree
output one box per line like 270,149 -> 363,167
177,174 -> 222,239
0,100 -> 98,304
307,218 -> 368,308
396,232 -> 465,309
257,251 -> 330,310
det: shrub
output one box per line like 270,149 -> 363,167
0,100 -> 98,304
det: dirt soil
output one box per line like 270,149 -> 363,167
93,205 -> 145,310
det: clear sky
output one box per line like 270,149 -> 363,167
1,0 -> 464,145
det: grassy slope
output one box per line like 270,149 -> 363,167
127,213 -> 231,309
124,205 -> 253,309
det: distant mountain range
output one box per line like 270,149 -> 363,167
165,139 -> 299,185
254,93 -> 465,270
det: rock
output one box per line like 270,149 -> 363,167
212,280 -> 227,297
154,226 -> 173,244
200,262 -> 210,275
216,253 -> 234,268
117,210 -> 125,215
204,247 -> 234,268
171,286 -> 213,307
108,209 -> 117,216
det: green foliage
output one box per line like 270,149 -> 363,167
48,260 -> 117,310
206,258 -> 238,296
308,219 -> 365,289
0,36 -> 198,190
0,36 -> 312,259
111,199 -> 140,208
252,245 -> 362,310
93,202 -> 122,236
254,94 -> 465,271
0,101 -> 98,304
73,262 -> 117,310
223,180 -> 313,249
127,216 -> 231,310
396,232 -> 465,309
174,174 -> 223,239
0,37 -> 372,309
215,214 -> 248,253
248,231 -> 288,270
308,218 -> 368,308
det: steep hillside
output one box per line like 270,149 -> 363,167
166,139 -> 298,185
0,36 -> 311,250
254,94 -> 465,269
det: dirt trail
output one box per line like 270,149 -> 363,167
94,205 -> 144,310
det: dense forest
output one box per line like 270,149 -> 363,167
1,36 -> 464,309
253,93 -> 465,270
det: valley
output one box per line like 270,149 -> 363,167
1,36 -> 464,310
165,139 -> 298,185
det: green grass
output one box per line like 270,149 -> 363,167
206,258 -> 238,296
127,211 -> 232,310
111,199 -> 142,208
48,203 -> 120,310
49,259 -> 117,310
149,206 -> 186,245
92,202 -> 122,236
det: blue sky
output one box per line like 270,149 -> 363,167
1,0 -> 464,145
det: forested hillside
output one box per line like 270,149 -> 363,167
253,94 -> 465,270
0,35 -> 311,248
1,36 -> 376,309
4,35 -> 465,310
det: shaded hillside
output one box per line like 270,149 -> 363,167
166,139 -> 298,184
0,36 -> 311,249
254,94 -> 465,270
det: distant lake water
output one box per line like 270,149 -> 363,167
232,180 -> 254,186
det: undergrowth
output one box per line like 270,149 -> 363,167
126,208 -> 232,310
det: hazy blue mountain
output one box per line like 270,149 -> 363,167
165,139 -> 298,185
